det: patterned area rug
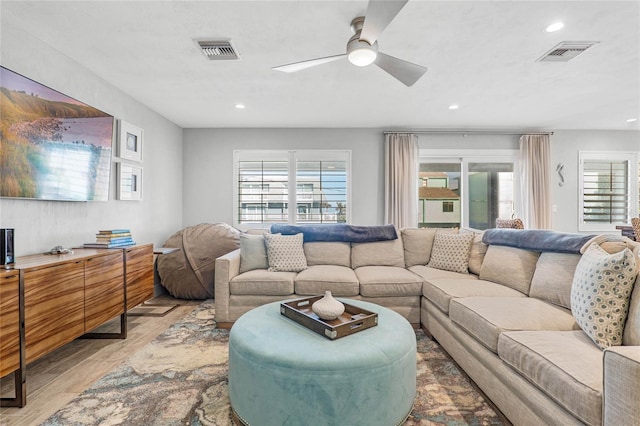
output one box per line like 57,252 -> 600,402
43,301 -> 504,425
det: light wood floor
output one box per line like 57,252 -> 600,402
0,296 -> 201,426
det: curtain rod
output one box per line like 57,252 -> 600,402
383,129 -> 554,136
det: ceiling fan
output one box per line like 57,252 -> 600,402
272,0 -> 426,87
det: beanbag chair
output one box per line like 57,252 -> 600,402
157,223 -> 240,299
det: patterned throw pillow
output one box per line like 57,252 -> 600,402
632,217 -> 640,241
264,233 -> 308,272
571,243 -> 638,349
427,231 -> 475,274
495,218 -> 524,229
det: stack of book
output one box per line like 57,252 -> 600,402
83,229 -> 136,248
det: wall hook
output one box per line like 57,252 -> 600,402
556,163 -> 565,187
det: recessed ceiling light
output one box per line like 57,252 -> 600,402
449,104 -> 459,110
545,22 -> 564,32
627,118 -> 638,123
235,104 -> 245,109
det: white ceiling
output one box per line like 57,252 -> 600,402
3,1 -> 640,130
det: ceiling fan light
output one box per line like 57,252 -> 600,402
348,48 -> 377,67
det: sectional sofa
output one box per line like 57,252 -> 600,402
214,226 -> 640,426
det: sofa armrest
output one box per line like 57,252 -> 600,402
603,346 -> 640,426
214,248 -> 241,324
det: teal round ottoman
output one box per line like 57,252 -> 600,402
228,299 -> 416,426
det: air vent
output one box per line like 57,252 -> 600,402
537,41 -> 598,62
196,40 -> 239,60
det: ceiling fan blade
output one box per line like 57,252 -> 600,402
374,52 -> 427,86
272,54 -> 346,73
360,0 -> 409,44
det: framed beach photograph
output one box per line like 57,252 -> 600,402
117,163 -> 143,201
118,120 -> 143,162
0,66 -> 114,201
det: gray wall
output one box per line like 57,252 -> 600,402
182,128 -> 639,234
0,20 -> 183,256
418,133 -> 520,150
551,130 -> 639,233
418,130 -> 639,233
182,128 -> 385,227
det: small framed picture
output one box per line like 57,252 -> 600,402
118,120 -> 143,162
117,163 -> 143,201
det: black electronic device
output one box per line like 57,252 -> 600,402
0,228 -> 15,265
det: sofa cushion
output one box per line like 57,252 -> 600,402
427,231 -> 475,274
529,252 -> 580,309
294,265 -> 359,296
265,233 -> 308,272
230,270 -> 296,296
465,231 -> 487,275
624,274 -> 640,345
351,237 -> 404,268
409,265 -> 478,282
422,278 -> 526,314
401,228 -> 436,267
449,297 -> 580,352
303,242 -> 351,267
239,233 -> 269,273
479,245 -> 540,295
571,243 -> 638,349
498,331 -> 603,426
402,228 -> 438,268
355,266 -> 423,297
401,228 -> 457,267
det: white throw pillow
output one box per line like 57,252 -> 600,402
264,233 -> 308,272
571,243 -> 637,349
427,231 -> 474,274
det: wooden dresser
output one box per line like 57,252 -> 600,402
0,243 -> 153,407
124,244 -> 154,310
0,270 -> 20,379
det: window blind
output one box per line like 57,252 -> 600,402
234,150 -> 350,226
237,159 -> 289,224
582,160 -> 628,224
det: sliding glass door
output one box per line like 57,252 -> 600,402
418,163 -> 461,228
468,162 -> 515,229
419,150 -> 518,230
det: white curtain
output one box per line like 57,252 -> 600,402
384,133 -> 418,228
519,134 -> 552,229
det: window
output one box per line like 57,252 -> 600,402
418,150 -> 518,230
237,157 -> 288,224
418,163 -> 461,228
234,150 -> 350,227
579,151 -> 640,231
468,162 -> 515,229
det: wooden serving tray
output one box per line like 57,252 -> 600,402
280,296 -> 378,340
